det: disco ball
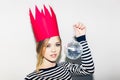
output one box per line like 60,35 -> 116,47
65,41 -> 83,60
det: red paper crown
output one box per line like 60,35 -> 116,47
29,5 -> 59,42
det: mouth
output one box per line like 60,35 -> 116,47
50,54 -> 57,58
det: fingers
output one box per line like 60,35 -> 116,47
73,22 -> 86,30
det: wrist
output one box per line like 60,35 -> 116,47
74,35 -> 86,42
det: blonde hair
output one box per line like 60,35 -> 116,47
36,38 -> 49,72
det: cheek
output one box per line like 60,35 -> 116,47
42,48 -> 50,57
44,49 -> 50,55
57,47 -> 61,53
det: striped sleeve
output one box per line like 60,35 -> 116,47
65,35 -> 95,75
80,40 -> 95,74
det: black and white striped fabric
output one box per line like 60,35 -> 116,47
25,36 -> 95,80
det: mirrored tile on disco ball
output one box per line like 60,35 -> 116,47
65,41 -> 83,60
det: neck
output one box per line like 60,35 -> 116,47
39,58 -> 56,69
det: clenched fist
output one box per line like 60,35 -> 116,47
73,23 -> 86,37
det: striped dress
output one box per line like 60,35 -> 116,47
25,35 -> 95,80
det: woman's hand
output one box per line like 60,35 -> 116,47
73,22 -> 86,37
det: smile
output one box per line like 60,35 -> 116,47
50,54 -> 57,58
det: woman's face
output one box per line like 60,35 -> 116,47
43,36 -> 61,62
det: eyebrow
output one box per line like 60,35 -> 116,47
48,41 -> 61,44
56,42 -> 61,43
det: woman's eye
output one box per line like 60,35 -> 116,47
56,43 -> 61,47
46,44 -> 50,48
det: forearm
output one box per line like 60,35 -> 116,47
75,35 -> 95,74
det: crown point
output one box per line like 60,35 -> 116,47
29,5 -> 59,42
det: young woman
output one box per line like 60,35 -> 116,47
25,5 -> 94,80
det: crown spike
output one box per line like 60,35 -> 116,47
29,5 -> 59,42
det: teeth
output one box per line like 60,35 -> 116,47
51,54 -> 56,57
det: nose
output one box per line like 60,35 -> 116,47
52,49 -> 56,52
51,46 -> 56,52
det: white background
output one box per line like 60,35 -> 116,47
0,0 -> 120,80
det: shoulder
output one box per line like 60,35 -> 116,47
24,70 -> 40,80
57,61 -> 73,68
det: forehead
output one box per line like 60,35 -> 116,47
48,36 -> 60,43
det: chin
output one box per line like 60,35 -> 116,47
50,58 -> 57,62
45,57 -> 57,63
50,55 -> 59,61
49,60 -> 57,63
